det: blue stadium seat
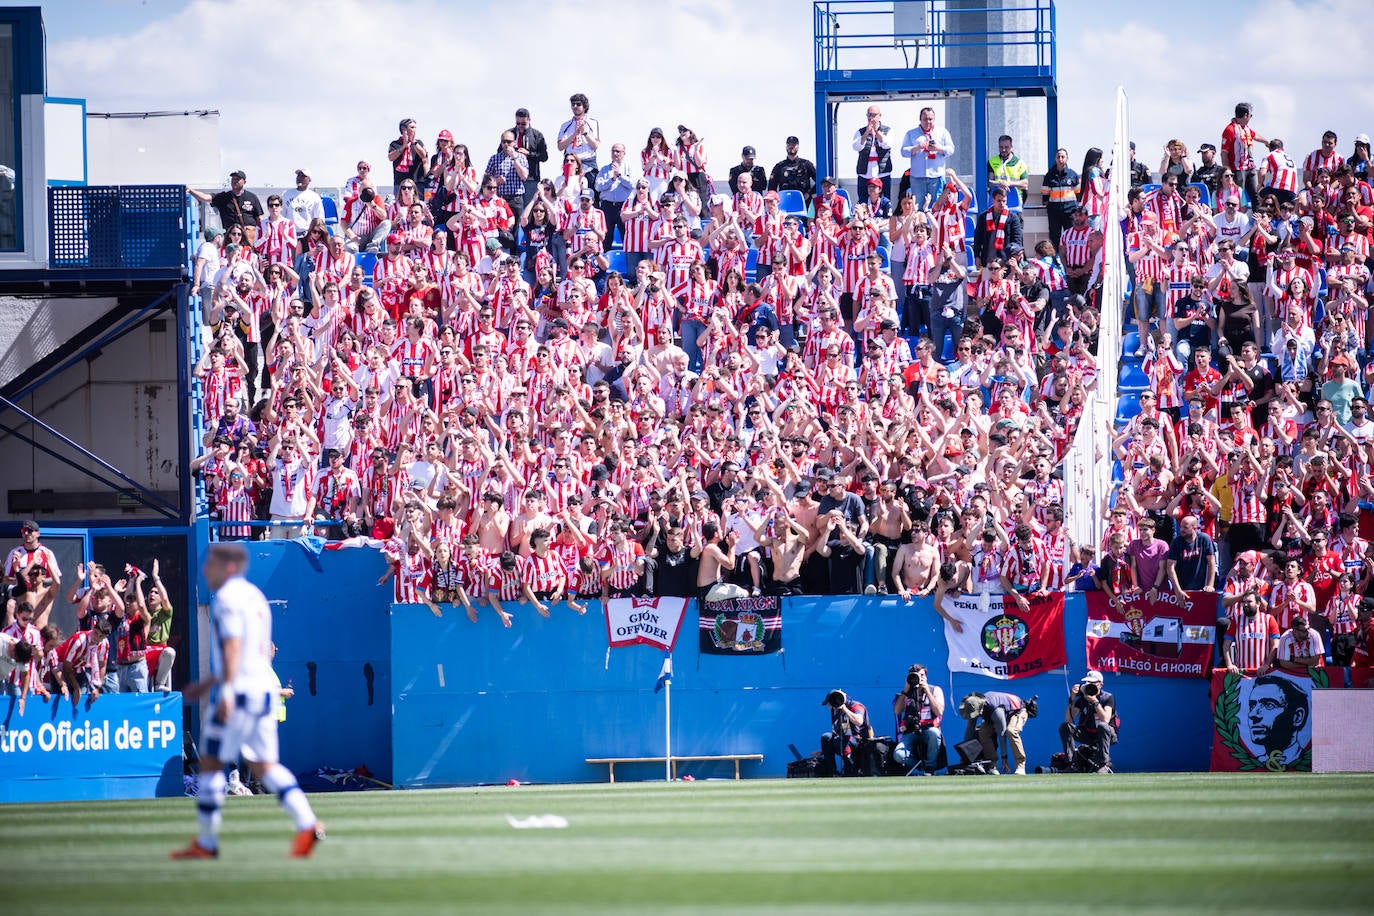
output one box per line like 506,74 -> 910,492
1118,362 -> 1150,393
1120,330 -> 1142,359
835,188 -> 850,205
778,190 -> 806,217
322,196 -> 339,228
877,246 -> 890,271
964,214 -> 976,240
1141,183 -> 1161,196
1189,182 -> 1211,207
745,247 -> 759,275
1115,393 -> 1142,425
605,249 -> 628,277
1005,187 -> 1022,211
612,225 -> 623,250
355,251 -> 377,285
940,332 -> 953,362
1111,459 -> 1124,482
1318,267 -> 1328,298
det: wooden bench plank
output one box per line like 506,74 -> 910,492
586,754 -> 763,783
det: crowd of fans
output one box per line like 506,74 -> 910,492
3,521 -> 176,708
176,94 -> 1374,670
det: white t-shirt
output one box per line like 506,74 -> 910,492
210,575 -> 276,693
283,187 -> 324,234
1212,211 -> 1252,247
0,632 -> 19,681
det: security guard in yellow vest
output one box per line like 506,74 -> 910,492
987,135 -> 1029,197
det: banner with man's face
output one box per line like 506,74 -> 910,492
1210,668 -> 1330,772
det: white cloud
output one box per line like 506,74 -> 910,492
1057,0 -> 1372,173
47,0 -> 1372,190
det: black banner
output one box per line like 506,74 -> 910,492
698,595 -> 782,654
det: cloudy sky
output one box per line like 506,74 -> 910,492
44,0 -> 1368,188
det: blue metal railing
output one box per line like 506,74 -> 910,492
814,0 -> 1055,82
48,185 -> 190,271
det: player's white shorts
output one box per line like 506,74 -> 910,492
200,687 -> 278,764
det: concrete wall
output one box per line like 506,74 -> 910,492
0,307 -> 181,519
0,294 -> 118,387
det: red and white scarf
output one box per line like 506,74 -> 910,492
985,209 -> 1008,251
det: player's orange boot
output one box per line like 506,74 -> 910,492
290,822 -> 326,858
169,839 -> 218,860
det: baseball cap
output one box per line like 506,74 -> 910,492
437,128 -> 453,142
386,232 -> 404,247
764,190 -> 779,202
1357,134 -> 1371,145
821,176 -> 837,186
19,519 -> 40,533
1197,143 -> 1217,153
879,319 -> 899,330
295,167 -> 311,178
1081,670 -> 1104,684
484,237 -> 502,251
229,169 -> 246,180
690,490 -> 709,502
909,478 -> 931,491
742,145 -> 756,157
868,177 -> 882,187
786,135 -> 800,144
1330,355 -> 1353,368
580,188 -> 594,199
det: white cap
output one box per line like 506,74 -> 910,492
296,167 -> 312,178
1356,134 -> 1371,146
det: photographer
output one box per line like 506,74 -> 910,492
820,689 -> 873,776
1059,671 -> 1118,772
892,664 -> 944,775
958,690 -> 1030,775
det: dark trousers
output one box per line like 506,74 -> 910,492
1047,208 -> 1073,248
820,731 -> 862,775
599,200 -> 624,248
1059,721 -> 1117,769
827,547 -> 863,595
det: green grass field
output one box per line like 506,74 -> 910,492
3,774 -> 1372,914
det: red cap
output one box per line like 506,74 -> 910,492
437,129 -> 453,142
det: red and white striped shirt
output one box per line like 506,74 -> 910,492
661,238 -> 704,300
903,242 -> 937,286
521,551 -> 567,596
393,551 -> 432,604
838,227 -> 881,294
374,255 -> 414,316
1040,528 -> 1069,590
1226,610 -> 1279,671
620,201 -> 659,253
57,629 -> 107,679
1268,579 -> 1315,629
2,621 -> 42,692
254,216 -> 297,267
1230,471 -> 1267,526
1142,349 -> 1185,410
1303,149 -> 1343,181
1263,150 -> 1301,193
1059,224 -> 1093,269
932,201 -> 968,252
599,541 -> 645,591
315,249 -> 356,287
1001,538 -> 1050,590
216,483 -> 255,538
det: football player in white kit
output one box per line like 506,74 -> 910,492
171,543 -> 325,859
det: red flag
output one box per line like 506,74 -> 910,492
1085,591 -> 1217,678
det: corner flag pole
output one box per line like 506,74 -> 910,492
655,651 -> 674,782
664,653 -> 673,782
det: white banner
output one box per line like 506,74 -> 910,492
941,593 -> 1066,680
605,597 -> 689,652
1066,86 -> 1131,556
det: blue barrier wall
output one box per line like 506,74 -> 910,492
229,542 -> 396,783
389,594 -> 1216,787
0,693 -> 183,802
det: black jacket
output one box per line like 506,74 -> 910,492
972,206 -> 1024,266
728,164 -> 768,195
510,125 -> 549,181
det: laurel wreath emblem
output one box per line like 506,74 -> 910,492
1213,668 -> 1326,771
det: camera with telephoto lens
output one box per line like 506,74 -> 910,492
1082,682 -> 1101,699
359,187 -> 376,203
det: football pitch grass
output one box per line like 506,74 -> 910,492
3,773 -> 1372,914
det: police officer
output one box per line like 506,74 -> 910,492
769,135 -> 817,203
